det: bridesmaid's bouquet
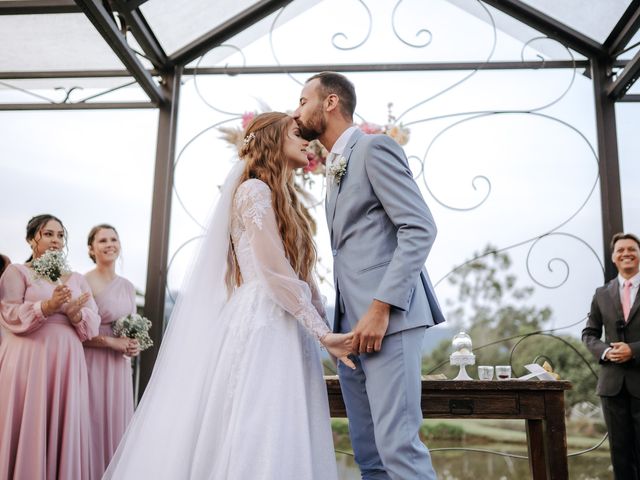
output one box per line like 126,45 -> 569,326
112,313 -> 154,351
31,250 -> 70,283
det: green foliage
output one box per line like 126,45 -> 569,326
331,419 -> 352,451
510,333 -> 598,407
323,359 -> 338,376
330,419 -> 350,436
423,245 -> 597,408
420,422 -> 465,441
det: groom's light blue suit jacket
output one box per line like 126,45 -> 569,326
326,129 -> 445,335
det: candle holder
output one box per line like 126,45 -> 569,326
449,331 -> 475,381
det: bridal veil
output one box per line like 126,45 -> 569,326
103,161 -> 245,479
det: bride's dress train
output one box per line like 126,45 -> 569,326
104,172 -> 338,479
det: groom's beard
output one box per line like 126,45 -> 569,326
296,110 -> 326,141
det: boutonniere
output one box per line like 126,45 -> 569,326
327,156 -> 348,184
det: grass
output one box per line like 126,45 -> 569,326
331,418 -> 609,452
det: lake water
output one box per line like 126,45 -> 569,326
335,443 -> 612,479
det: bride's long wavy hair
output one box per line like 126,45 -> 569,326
227,112 -> 317,289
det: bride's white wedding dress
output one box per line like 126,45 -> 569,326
104,171 -> 338,479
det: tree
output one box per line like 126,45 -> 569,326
423,245 -> 597,407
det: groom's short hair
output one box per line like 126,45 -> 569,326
307,72 -> 356,120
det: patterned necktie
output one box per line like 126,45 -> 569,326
623,280 -> 632,322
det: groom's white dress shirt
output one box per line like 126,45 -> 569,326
330,125 -> 359,159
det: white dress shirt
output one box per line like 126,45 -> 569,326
329,126 -> 359,163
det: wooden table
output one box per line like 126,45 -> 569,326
326,377 -> 572,480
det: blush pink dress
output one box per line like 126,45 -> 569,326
83,276 -> 136,479
0,263 -> 100,480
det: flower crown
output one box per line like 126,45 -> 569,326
243,132 -> 256,146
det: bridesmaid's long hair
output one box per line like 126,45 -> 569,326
25,214 -> 67,262
227,112 -> 316,288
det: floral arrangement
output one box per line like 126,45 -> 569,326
31,250 -> 70,283
218,103 -> 410,188
359,121 -> 410,146
112,313 -> 154,351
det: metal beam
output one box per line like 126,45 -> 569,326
604,0 -> 640,57
0,101 -> 154,110
0,61 -> 588,81
111,0 -> 168,69
592,58 -> 624,281
186,60 -> 590,76
74,0 -> 165,104
139,66 -> 182,397
170,0 -> 293,67
0,70 -> 135,79
607,48 -> 640,99
619,94 -> 640,102
480,0 -> 604,59
0,0 -> 80,14
124,0 -> 149,10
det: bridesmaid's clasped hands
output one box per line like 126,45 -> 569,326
41,284 -> 71,317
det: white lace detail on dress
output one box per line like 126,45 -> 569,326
295,297 -> 331,341
234,179 -> 271,230
232,178 -> 330,342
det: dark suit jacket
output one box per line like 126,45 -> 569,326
582,278 -> 640,398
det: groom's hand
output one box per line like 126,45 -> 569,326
353,300 -> 390,353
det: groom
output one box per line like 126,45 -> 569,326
294,72 -> 444,480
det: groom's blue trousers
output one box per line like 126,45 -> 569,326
338,325 -> 437,480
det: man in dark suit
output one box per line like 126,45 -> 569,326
583,232 -> 640,479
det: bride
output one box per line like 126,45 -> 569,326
104,112 -> 354,479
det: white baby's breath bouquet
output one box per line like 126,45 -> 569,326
31,250 -> 70,283
112,313 -> 153,351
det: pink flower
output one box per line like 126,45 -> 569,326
384,124 -> 410,145
304,154 -> 320,173
241,112 -> 256,129
359,122 -> 383,134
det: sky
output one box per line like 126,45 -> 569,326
1,0 -> 639,349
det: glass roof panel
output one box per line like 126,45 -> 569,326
189,0 -> 584,72
447,0 -> 585,60
0,13 -> 126,72
519,0 -> 631,43
140,0 -> 264,56
184,0 -> 320,69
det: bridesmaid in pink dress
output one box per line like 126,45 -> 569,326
83,224 -> 139,479
0,214 -> 100,479
0,255 -> 8,346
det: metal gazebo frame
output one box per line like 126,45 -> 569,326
1,0 -> 639,394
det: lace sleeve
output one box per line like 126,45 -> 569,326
235,179 -> 331,341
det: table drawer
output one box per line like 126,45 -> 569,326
422,392 -> 520,415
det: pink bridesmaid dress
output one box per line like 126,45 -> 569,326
0,264 -> 100,480
83,276 -> 136,479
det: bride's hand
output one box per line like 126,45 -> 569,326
321,333 -> 356,369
